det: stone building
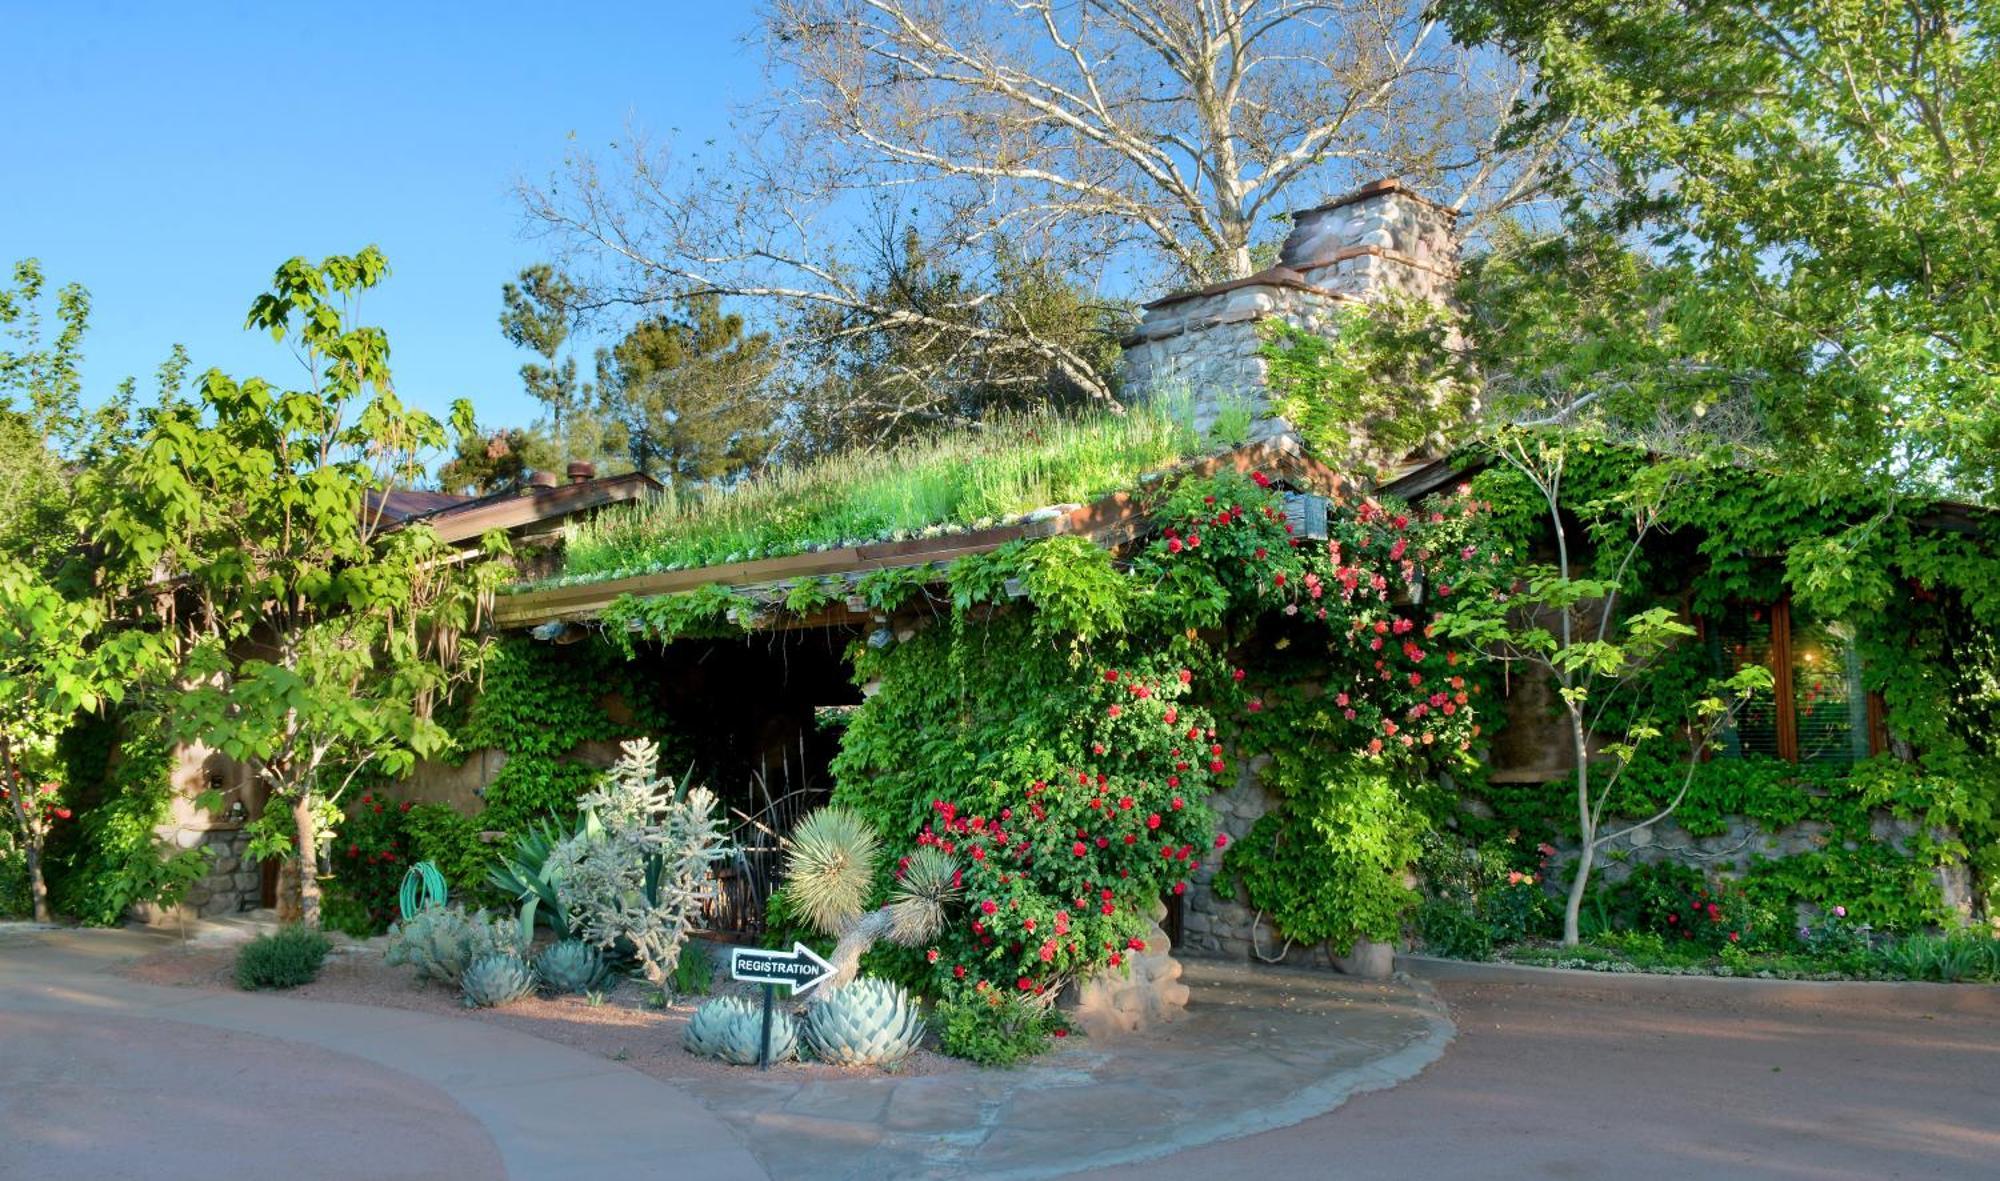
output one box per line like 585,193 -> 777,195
1120,178 -> 1459,442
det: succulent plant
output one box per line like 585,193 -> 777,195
683,995 -> 799,1065
534,939 -> 609,994
803,976 -> 925,1066
385,904 -> 525,985
460,953 -> 537,1008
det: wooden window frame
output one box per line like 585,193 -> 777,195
1720,595 -> 1888,763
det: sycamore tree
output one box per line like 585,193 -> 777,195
99,248 -> 501,927
528,0 -> 1577,420
0,563 -> 163,921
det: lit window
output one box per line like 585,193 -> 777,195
1709,599 -> 1877,765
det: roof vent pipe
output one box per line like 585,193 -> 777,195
567,460 -> 595,483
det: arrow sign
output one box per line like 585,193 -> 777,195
728,942 -> 836,997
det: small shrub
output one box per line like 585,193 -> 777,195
670,944 -> 713,996
533,939 -> 608,994
235,925 -> 331,990
1416,897 -> 1493,960
1479,878 -> 1559,944
936,995 -> 1060,1067
1798,905 -> 1872,963
326,791 -> 413,935
1878,933 -> 2000,982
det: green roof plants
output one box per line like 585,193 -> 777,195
546,407 -> 1203,585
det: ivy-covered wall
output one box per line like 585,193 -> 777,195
1441,442 -> 2000,936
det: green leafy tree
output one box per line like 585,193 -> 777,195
0,260 -> 89,566
1439,0 -> 2000,497
99,248 -> 498,927
595,294 -> 775,483
0,562 -> 164,921
1438,424 -> 1772,944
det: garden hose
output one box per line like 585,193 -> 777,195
398,860 -> 448,920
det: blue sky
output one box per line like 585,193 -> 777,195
3,1 -> 759,435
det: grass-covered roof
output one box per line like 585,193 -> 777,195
530,407 -> 1212,591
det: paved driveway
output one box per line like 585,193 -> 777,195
1078,962 -> 2000,1180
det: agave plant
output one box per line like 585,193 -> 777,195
489,814 -> 600,941
683,995 -> 799,1065
385,904 -> 526,985
803,976 -> 925,1066
781,808 -> 959,988
533,939 -> 609,994
461,953 -> 536,1008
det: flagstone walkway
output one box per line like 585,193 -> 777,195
0,925 -> 1451,1180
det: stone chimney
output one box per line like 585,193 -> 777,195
1120,178 -> 1459,445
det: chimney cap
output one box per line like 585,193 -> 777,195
1291,177 -> 1459,222
526,470 -> 560,490
566,460 -> 596,483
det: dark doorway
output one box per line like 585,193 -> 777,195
631,625 -> 865,935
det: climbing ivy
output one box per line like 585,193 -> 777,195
1457,435 -> 2000,919
836,467 -> 1499,1009
456,637 -> 685,835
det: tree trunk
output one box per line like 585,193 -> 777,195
1563,835 -> 1593,947
1563,709 -> 1592,947
291,794 -> 321,928
24,838 -> 49,924
825,907 -> 895,990
1,741 -> 50,923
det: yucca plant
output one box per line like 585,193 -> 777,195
461,953 -> 536,1008
533,939 -> 609,994
780,807 -> 959,988
803,976 -> 926,1066
683,995 -> 799,1065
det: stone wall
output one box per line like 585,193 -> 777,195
1120,177 -> 1460,440
1553,808 -> 1976,920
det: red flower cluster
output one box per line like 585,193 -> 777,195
918,657 -> 1220,1006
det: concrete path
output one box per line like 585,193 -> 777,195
1075,958 -> 2000,1181
0,926 -> 1452,1180
0,926 -> 767,1181
692,959 -> 1452,1180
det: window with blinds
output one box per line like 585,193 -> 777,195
1709,598 -> 1877,766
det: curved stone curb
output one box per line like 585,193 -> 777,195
681,959 -> 1457,1181
0,929 -> 767,1181
985,970 -> 1456,1181
1400,953 -> 2000,997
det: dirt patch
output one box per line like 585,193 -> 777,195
119,939 -> 965,1084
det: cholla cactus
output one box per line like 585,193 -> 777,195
547,739 -> 731,985
385,904 -> 526,985
684,995 -> 799,1065
782,808 -> 959,988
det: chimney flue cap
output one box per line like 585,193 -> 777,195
567,460 -> 596,483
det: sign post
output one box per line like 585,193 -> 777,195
726,941 -> 836,1070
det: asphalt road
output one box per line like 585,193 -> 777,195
1082,965 -> 2000,1180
